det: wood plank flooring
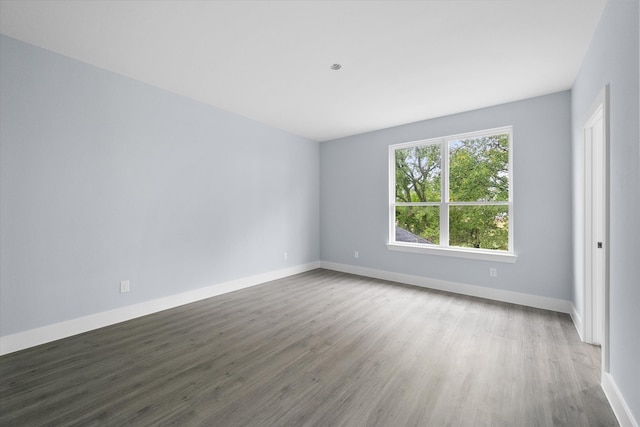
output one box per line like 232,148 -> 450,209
0,269 -> 618,426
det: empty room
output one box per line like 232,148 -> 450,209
1,1 -> 638,426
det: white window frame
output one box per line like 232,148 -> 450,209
387,126 -> 517,263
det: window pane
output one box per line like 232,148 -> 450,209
449,205 -> 508,250
449,134 -> 509,202
395,145 -> 441,203
395,206 -> 439,244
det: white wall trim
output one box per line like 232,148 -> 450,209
602,372 -> 639,427
320,261 -> 572,314
570,303 -> 585,342
0,262 -> 321,356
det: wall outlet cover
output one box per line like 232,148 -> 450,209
120,280 -> 130,293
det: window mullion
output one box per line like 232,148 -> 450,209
448,201 -> 510,206
441,139 -> 449,248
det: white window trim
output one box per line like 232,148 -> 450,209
388,126 -> 517,263
386,242 -> 518,263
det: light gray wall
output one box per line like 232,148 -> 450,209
321,91 -> 573,300
571,0 -> 640,420
0,35 -> 320,336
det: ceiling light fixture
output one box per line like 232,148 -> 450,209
330,63 -> 342,70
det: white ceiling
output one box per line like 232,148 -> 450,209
0,0 -> 606,141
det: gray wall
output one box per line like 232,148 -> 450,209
0,36 -> 320,336
320,91 -> 573,300
571,0 -> 640,420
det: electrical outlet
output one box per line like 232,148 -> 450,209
354,251 -> 359,259
120,280 -> 130,293
283,252 -> 288,261
489,268 -> 497,278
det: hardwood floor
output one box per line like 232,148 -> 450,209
0,269 -> 617,426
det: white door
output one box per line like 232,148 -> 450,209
583,93 -> 607,353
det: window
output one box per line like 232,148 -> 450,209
388,126 -> 516,262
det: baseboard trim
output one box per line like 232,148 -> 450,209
320,261 -> 572,314
602,372 -> 639,427
0,262 -> 321,356
570,303 -> 585,341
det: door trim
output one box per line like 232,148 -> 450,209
582,85 -> 610,373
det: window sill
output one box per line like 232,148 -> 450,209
386,242 -> 518,263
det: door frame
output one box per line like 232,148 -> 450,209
582,85 -> 610,373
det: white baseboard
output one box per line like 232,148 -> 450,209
602,372 -> 639,427
0,262 -> 321,356
320,261 -> 572,314
570,303 -> 585,341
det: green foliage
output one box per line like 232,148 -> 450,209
449,135 -> 509,202
396,206 -> 440,244
449,206 -> 508,250
395,145 -> 441,244
395,145 -> 440,203
448,134 -> 509,250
